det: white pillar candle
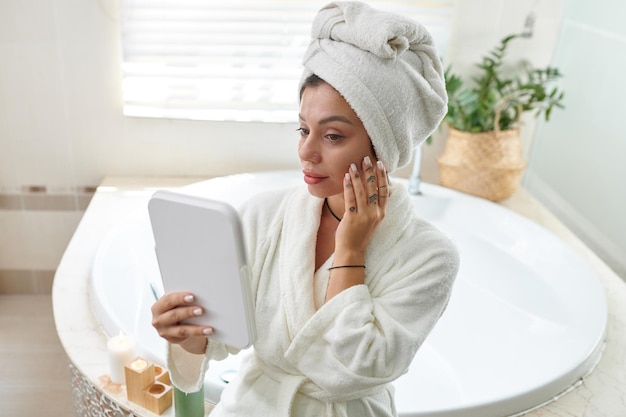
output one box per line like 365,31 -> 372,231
107,332 -> 136,385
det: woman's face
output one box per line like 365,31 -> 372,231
298,82 -> 377,199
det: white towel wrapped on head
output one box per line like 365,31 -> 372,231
301,1 -> 447,172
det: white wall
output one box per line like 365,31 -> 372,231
525,0 -> 626,278
0,0 -> 301,191
0,0 -> 567,292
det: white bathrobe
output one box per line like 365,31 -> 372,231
167,183 -> 459,417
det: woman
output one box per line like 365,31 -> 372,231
151,2 -> 459,416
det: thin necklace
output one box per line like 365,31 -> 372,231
324,198 -> 342,222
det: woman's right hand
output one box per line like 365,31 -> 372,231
151,292 -> 214,354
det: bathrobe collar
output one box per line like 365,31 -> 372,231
276,184 -> 412,339
278,188 -> 322,339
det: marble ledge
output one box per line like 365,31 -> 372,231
52,176 -> 626,417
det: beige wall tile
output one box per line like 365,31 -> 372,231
0,269 -> 54,294
33,270 -> 55,293
21,194 -> 76,211
0,211 -> 82,271
22,211 -> 83,270
0,270 -> 35,293
0,194 -> 22,210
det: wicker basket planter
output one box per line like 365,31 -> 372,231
437,127 -> 526,201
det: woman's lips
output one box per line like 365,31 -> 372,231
303,170 -> 327,185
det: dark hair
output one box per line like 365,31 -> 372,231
299,74 -> 326,100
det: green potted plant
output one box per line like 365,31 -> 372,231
436,34 -> 565,201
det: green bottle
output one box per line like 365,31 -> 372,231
174,384 -> 205,417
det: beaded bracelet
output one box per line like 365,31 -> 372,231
327,265 -> 366,271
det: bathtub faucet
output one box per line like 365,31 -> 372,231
408,145 -> 423,195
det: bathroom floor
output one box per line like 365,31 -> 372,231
0,294 -> 74,417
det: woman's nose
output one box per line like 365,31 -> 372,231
298,136 -> 321,163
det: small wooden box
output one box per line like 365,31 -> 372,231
143,382 -> 173,414
124,357 -> 173,414
125,358 -> 155,407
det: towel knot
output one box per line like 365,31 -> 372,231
312,2 -> 429,59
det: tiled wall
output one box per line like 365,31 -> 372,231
0,187 -> 93,292
0,0 -> 566,293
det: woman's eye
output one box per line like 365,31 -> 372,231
325,134 -> 343,143
296,127 -> 309,137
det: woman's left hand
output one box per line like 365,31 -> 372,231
335,156 -> 388,256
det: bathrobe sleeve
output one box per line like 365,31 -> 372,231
284,222 -> 459,397
166,336 -> 240,393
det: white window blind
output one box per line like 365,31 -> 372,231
119,0 -> 456,123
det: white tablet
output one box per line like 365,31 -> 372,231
148,190 -> 256,349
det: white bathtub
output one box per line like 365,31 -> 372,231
90,171 -> 607,417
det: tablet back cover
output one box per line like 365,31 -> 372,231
148,190 -> 256,349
